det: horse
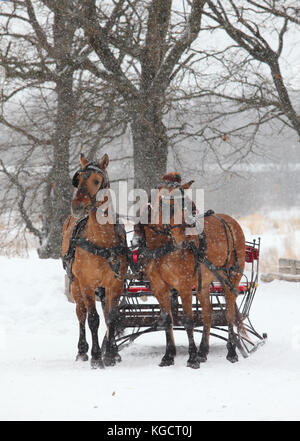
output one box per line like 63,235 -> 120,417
62,153 -> 128,368
134,172 -> 246,368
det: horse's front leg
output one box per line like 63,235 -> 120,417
196,283 -> 213,362
180,290 -> 200,369
157,310 -> 176,367
161,328 -> 176,367
72,279 -> 89,362
82,286 -> 104,369
152,283 -> 176,367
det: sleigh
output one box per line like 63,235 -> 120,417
99,237 -> 267,358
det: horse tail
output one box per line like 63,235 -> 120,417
234,303 -> 248,337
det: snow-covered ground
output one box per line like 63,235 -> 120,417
0,252 -> 300,421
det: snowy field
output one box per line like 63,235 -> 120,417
0,252 -> 300,421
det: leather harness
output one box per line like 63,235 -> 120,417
63,168 -> 242,298
62,163 -> 128,283
136,203 -> 242,297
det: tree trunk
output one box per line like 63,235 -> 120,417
38,6 -> 74,259
131,99 -> 169,194
38,74 -> 74,259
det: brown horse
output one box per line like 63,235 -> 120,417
135,172 -> 246,368
62,153 -> 128,368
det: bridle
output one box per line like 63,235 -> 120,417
72,162 -> 109,213
150,181 -> 191,236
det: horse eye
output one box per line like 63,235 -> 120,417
94,179 -> 100,186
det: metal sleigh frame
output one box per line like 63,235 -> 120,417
100,238 -> 267,358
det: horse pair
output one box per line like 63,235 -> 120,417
62,154 -> 246,369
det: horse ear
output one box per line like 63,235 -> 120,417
80,153 -> 88,168
182,180 -> 194,189
99,153 -> 109,170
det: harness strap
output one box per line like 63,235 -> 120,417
185,232 -> 206,293
210,214 -> 243,277
75,237 -> 127,279
138,240 -> 176,269
74,237 -> 126,258
134,210 -> 212,275
62,216 -> 88,282
62,217 -> 128,282
202,256 -> 240,297
187,213 -> 242,297
132,209 -> 242,298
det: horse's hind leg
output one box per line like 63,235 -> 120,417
225,286 -> 239,363
180,291 -> 199,369
72,279 -> 89,361
103,288 -> 122,367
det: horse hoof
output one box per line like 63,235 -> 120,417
197,354 -> 207,363
104,356 -> 116,367
187,360 -> 200,369
226,354 -> 238,363
76,353 -> 88,362
114,353 -> 122,363
91,358 -> 105,369
159,357 -> 174,367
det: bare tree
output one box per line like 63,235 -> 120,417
203,0 -> 300,139
1,0 -> 299,259
0,0 -> 127,257
73,0 -> 208,193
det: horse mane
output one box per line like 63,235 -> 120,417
162,172 -> 181,184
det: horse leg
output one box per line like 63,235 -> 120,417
76,301 -> 89,361
158,316 -> 176,367
103,289 -> 122,367
72,279 -> 89,361
180,291 -> 199,369
225,287 -> 239,363
197,284 -> 213,362
152,283 -> 176,367
81,286 -> 104,369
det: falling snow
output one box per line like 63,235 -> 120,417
0,247 -> 300,421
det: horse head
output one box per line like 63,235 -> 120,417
152,172 -> 194,228
71,153 -> 110,219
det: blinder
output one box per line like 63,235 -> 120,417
72,171 -> 80,188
